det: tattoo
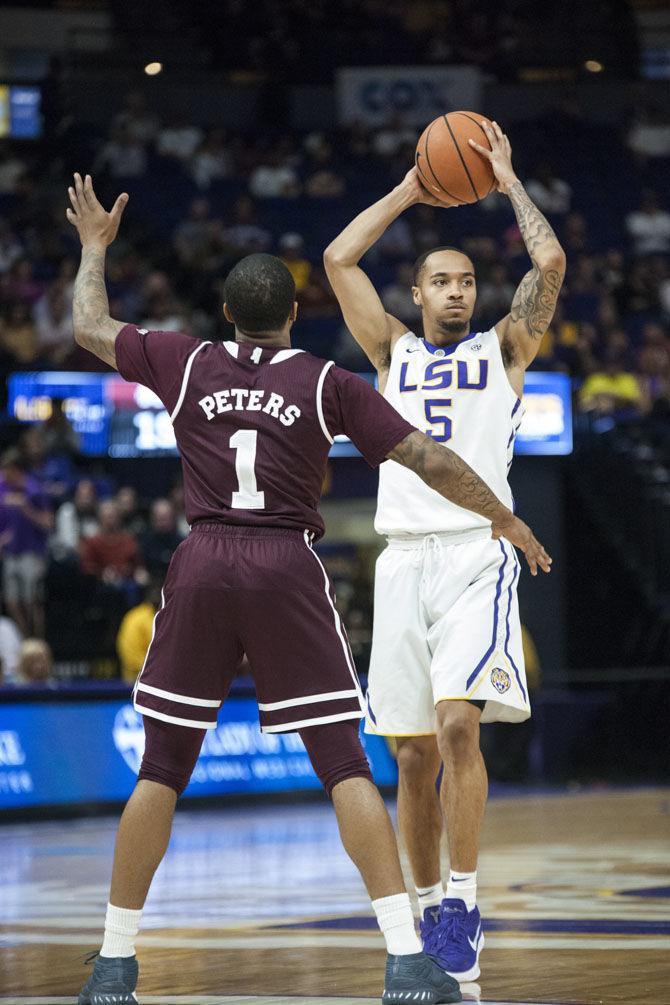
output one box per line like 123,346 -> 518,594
509,264 -> 563,340
508,181 -> 559,255
506,181 -> 565,342
388,431 -> 511,524
73,246 -> 123,367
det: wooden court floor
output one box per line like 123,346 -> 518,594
1,788 -> 668,1005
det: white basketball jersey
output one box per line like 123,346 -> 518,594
375,328 -> 522,536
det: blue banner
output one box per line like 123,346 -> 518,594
0,698 -> 398,810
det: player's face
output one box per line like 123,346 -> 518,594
412,251 -> 476,337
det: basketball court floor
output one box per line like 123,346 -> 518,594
1,788 -> 668,1005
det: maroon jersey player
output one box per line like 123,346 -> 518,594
67,174 -> 549,1005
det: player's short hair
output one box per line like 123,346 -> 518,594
224,253 -> 296,333
413,246 -> 475,285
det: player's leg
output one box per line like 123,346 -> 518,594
425,538 -> 527,980
243,532 -> 460,1003
79,719 -> 205,1005
299,720 -> 461,1004
79,531 -> 243,1005
396,735 -> 443,892
436,699 -> 487,876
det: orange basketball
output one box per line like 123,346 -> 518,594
416,111 -> 496,206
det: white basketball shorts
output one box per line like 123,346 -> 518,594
364,532 -> 530,736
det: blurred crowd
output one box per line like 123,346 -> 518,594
1,90 -> 669,421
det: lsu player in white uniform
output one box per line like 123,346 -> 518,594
324,121 -> 565,982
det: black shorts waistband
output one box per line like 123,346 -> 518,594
190,521 -> 310,539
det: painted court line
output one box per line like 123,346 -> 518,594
1,932 -> 669,951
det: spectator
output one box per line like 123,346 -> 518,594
34,282 -> 73,365
191,128 -> 233,189
116,486 -> 146,536
0,221 -> 24,276
579,352 -> 643,414
371,113 -> 417,158
139,498 -> 181,577
50,478 -> 99,561
249,146 -> 301,199
0,613 -> 23,684
222,196 -> 271,256
0,141 -> 27,194
476,263 -> 516,322
0,301 -> 38,363
0,449 -> 53,637
38,398 -> 80,458
15,637 -> 54,687
116,580 -> 162,682
2,258 -> 43,306
278,233 -> 311,291
381,262 -> 422,326
168,481 -> 190,539
173,199 -> 222,272
626,105 -> 670,162
93,124 -> 148,180
304,141 -> 346,198
157,116 -> 204,163
140,294 -> 188,334
626,191 -> 670,258
525,162 -> 572,215
79,499 -> 140,583
562,213 -> 590,257
112,90 -> 159,146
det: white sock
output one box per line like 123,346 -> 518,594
415,881 -> 444,914
446,870 -> 477,912
100,902 -> 142,958
372,893 -> 422,956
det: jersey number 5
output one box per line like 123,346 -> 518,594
230,429 -> 265,509
424,399 -> 452,443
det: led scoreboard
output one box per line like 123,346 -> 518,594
8,369 -> 572,458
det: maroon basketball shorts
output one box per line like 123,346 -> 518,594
132,524 -> 366,733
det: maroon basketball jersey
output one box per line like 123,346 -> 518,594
115,326 -> 414,539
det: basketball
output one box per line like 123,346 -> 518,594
416,111 -> 496,206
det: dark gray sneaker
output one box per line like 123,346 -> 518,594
77,953 -> 139,1004
382,951 -> 462,1004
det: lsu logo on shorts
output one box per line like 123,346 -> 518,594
490,667 -> 511,694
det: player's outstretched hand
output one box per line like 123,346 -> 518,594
467,120 -> 518,196
491,514 -> 552,576
66,173 -> 128,250
400,166 -> 446,207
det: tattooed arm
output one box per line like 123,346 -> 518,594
468,123 -> 566,388
66,173 -> 129,368
388,430 -> 552,575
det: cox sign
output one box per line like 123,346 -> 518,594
336,66 -> 482,127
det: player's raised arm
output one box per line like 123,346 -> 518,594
388,430 -> 552,576
468,123 -> 566,384
66,173 -> 129,368
323,168 -> 442,374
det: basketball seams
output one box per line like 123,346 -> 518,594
419,121 -> 462,204
457,113 -> 496,197
443,114 -> 480,201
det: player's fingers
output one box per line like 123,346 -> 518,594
468,139 -> 492,159
110,192 -> 129,223
492,120 -> 505,142
480,121 -> 497,146
83,173 -> 101,209
67,186 -> 80,212
65,208 -> 77,226
73,172 -> 85,201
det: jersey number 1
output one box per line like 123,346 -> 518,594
230,430 -> 265,509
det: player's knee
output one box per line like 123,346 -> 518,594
138,715 -> 205,797
396,737 -> 440,784
299,720 -> 372,798
436,704 -> 480,760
